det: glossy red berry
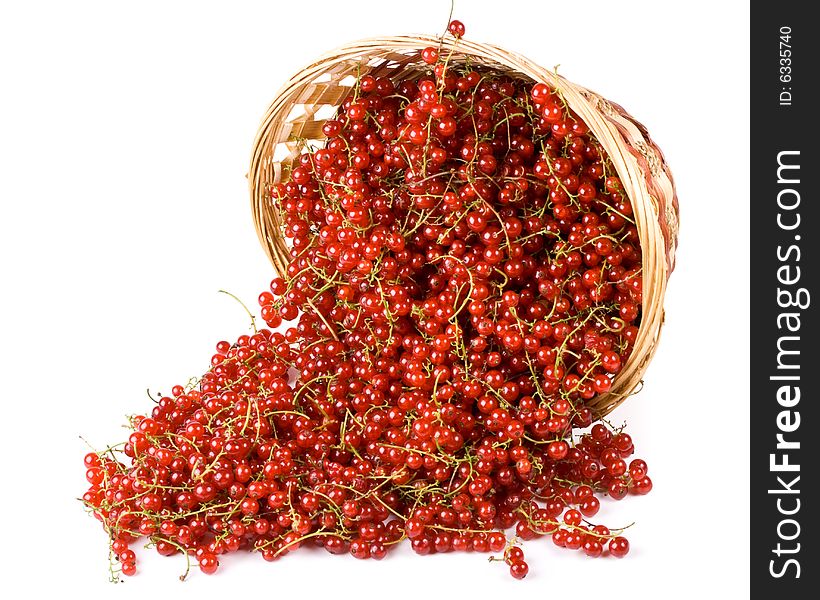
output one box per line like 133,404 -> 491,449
448,20 -> 466,37
609,537 -> 630,558
509,560 -> 529,579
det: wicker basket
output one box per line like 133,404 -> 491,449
248,35 -> 679,416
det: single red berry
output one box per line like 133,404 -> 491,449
448,20 -> 466,37
633,475 -> 653,495
583,539 -> 603,558
505,546 -> 525,564
421,47 -> 439,65
509,560 -> 529,579
609,537 -> 630,558
198,552 -> 219,574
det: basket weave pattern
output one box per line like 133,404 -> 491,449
249,35 -> 679,416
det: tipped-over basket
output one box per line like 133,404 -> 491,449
248,34 -> 679,416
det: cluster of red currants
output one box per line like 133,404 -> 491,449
82,19 -> 651,581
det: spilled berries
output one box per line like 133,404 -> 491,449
82,18 -> 653,582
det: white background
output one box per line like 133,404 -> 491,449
0,1 -> 749,597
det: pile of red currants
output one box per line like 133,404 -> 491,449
83,19 -> 651,581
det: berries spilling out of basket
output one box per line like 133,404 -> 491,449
82,20 -> 652,581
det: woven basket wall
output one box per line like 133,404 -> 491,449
248,34 -> 679,416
